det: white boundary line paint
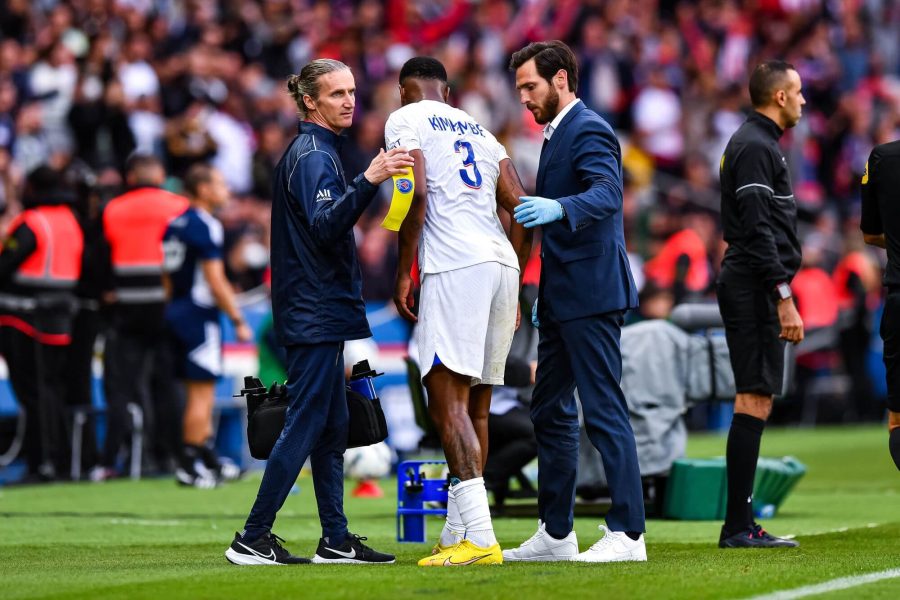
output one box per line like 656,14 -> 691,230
108,518 -> 184,527
746,568 -> 900,600
782,522 -> 880,540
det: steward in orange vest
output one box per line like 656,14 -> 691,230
0,165 -> 84,481
102,176 -> 189,309
95,154 -> 187,478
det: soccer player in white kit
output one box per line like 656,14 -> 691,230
387,57 -> 532,566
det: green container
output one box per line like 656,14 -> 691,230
753,456 -> 806,513
663,457 -> 728,520
663,456 -> 806,520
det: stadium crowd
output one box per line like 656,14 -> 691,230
1,0 -> 900,481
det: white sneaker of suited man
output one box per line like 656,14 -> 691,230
571,524 -> 647,562
502,521 -> 578,562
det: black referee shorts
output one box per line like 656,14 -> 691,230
716,280 -> 784,397
880,291 -> 900,412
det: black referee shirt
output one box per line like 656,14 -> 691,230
718,112 -> 801,291
861,140 -> 900,288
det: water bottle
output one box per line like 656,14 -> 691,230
755,503 -> 776,519
348,359 -> 383,400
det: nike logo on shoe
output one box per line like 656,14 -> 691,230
443,553 -> 491,566
237,542 -> 276,562
324,546 -> 357,559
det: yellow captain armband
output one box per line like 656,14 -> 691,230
381,170 -> 415,231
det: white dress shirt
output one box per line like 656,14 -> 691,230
543,98 -> 580,141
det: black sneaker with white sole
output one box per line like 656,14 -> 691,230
719,523 -> 799,548
225,532 -> 311,565
312,533 -> 395,564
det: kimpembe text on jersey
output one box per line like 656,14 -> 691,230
427,116 -> 486,137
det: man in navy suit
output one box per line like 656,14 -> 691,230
503,41 -> 646,563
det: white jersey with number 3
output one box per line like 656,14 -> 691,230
385,100 -> 519,275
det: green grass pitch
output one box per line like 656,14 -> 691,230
1,425 -> 898,599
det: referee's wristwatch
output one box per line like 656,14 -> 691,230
774,282 -> 792,302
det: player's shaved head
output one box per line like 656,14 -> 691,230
399,57 -> 448,85
398,57 -> 449,106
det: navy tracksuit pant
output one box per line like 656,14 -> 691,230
244,342 -> 349,543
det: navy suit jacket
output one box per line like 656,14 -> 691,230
536,100 -> 639,322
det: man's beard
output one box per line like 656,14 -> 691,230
534,86 -> 560,125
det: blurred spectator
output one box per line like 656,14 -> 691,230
792,246 -> 840,331
833,246 -> 883,420
118,32 -> 160,103
68,77 -> 136,173
13,102 -> 52,175
206,95 -> 254,195
0,148 -> 19,217
632,64 -> 683,174
164,99 -> 218,180
0,78 -> 19,152
250,118 -> 287,200
28,40 -> 78,154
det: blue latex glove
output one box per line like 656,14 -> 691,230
514,196 -> 564,228
531,298 -> 540,328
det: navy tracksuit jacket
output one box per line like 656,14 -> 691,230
244,121 -> 378,543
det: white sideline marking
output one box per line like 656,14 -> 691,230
746,568 -> 900,600
782,522 -> 879,540
109,518 -> 184,527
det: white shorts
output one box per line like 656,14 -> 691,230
418,262 -> 519,386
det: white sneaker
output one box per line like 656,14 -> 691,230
571,525 -> 647,563
218,460 -> 242,482
175,468 -> 218,489
502,521 -> 578,562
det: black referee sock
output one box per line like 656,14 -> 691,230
890,428 -> 900,471
724,413 -> 766,536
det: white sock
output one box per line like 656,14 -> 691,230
453,477 -> 497,547
439,487 -> 464,547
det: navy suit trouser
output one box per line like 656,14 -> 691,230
531,311 -> 645,537
244,342 -> 349,543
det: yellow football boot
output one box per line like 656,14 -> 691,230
418,539 -> 503,566
431,541 -> 454,555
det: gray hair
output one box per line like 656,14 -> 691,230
287,59 -> 351,118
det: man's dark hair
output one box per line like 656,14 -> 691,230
124,152 -> 162,176
508,40 -> 579,92
399,57 -> 448,84
748,60 -> 796,108
23,165 -> 64,208
183,163 -> 214,198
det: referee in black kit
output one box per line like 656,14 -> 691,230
860,139 -> 900,471
716,60 -> 805,548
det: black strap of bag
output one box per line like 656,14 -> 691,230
236,377 -> 288,460
236,361 -> 390,460
346,388 -> 389,449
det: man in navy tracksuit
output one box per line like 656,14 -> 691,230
225,59 -> 413,566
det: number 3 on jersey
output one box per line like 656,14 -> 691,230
454,140 -> 482,189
